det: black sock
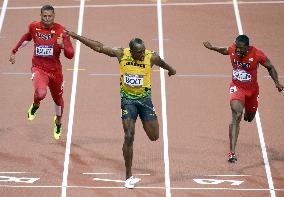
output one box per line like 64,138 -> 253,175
31,104 -> 39,115
56,123 -> 61,133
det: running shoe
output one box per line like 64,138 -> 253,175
228,152 -> 237,163
124,176 -> 141,189
27,104 -> 38,121
53,116 -> 62,140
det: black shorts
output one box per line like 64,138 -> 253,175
121,95 -> 157,121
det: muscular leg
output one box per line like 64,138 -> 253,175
122,119 -> 136,179
34,88 -> 47,106
49,73 -> 64,125
142,120 -> 159,141
229,100 -> 244,153
51,96 -> 64,125
31,69 -> 49,114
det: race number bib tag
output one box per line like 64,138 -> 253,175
124,74 -> 144,87
230,86 -> 237,94
35,45 -> 53,57
232,69 -> 251,82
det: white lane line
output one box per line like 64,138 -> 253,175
0,0 -> 8,34
83,173 -> 151,176
61,0 -> 85,197
0,172 -> 29,174
2,72 -> 31,75
0,185 -> 283,191
232,1 -> 276,197
157,0 -> 171,197
233,0 -> 244,35
88,73 -> 119,76
83,173 -> 115,175
255,112 -> 276,197
93,178 -> 125,183
208,175 -> 251,177
4,72 -> 283,78
264,75 -> 284,78
172,188 -> 284,191
176,74 -> 231,78
2,1 -> 284,10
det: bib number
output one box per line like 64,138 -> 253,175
232,69 -> 251,82
124,74 -> 144,87
35,45 -> 53,57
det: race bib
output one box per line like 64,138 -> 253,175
124,74 -> 144,87
229,86 -> 237,94
35,45 -> 53,57
232,69 -> 251,82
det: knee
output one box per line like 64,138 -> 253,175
35,88 -> 47,101
232,110 -> 243,123
124,134 -> 134,146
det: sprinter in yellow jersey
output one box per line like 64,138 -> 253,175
65,31 -> 176,188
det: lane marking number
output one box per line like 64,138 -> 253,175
193,178 -> 244,186
0,176 -> 40,184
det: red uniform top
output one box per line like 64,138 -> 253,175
228,44 -> 267,89
12,21 -> 74,73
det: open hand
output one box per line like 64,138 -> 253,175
64,29 -> 77,39
9,53 -> 16,64
203,41 -> 213,50
276,83 -> 284,92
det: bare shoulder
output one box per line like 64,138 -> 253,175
113,47 -> 124,56
113,47 -> 124,52
110,47 -> 124,60
150,51 -> 161,63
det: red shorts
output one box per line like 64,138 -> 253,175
229,82 -> 259,112
31,67 -> 64,100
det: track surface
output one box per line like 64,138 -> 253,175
0,0 -> 283,196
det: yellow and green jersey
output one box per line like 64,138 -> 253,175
120,48 -> 152,99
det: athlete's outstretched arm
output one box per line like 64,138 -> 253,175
203,41 -> 229,55
151,53 -> 176,77
9,31 -> 32,64
261,58 -> 284,92
65,30 -> 123,58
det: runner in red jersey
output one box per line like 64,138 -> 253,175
9,5 -> 74,140
203,35 -> 283,163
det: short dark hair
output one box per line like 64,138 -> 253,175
235,35 -> 249,46
41,5 -> 54,13
129,38 -> 144,50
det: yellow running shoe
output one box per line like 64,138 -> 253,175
27,104 -> 37,121
53,116 -> 62,140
